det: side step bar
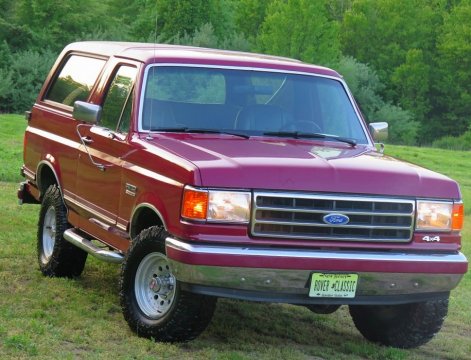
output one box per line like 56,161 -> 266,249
63,229 -> 124,264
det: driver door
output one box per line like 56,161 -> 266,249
75,65 -> 137,246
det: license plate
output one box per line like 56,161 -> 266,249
309,273 -> 358,298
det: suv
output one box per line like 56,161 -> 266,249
19,42 -> 467,348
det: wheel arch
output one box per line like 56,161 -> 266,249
36,159 -> 62,200
130,203 -> 168,240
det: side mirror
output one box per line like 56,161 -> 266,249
73,101 -> 102,125
369,122 -> 388,142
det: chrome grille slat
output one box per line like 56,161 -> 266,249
254,219 -> 412,230
255,206 -> 413,217
252,192 -> 415,242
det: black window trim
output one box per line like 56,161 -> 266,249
100,63 -> 138,135
42,51 -> 108,112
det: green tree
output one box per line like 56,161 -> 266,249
156,0 -> 211,41
257,0 -> 341,66
374,104 -> 418,145
168,22 -> 250,52
337,56 -> 418,145
0,49 -> 56,112
235,0 -> 272,42
326,0 -> 353,21
390,49 -> 431,126
433,0 -> 471,137
336,56 -> 383,120
15,0 -> 110,51
128,0 -> 231,43
341,0 -> 441,81
340,0 -> 450,140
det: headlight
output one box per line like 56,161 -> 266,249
181,186 -> 251,223
416,201 -> 453,231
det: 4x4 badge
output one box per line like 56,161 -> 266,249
422,236 -> 440,242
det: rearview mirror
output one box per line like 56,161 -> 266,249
73,101 -> 102,125
369,122 -> 388,142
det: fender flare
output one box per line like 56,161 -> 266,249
129,199 -> 169,239
36,156 -> 62,197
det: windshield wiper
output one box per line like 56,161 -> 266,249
151,127 -> 250,139
263,131 -> 357,147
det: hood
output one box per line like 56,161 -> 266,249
145,134 -> 460,199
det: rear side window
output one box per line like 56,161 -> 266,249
45,55 -> 105,106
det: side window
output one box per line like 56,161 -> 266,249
101,66 -> 137,133
45,55 -> 105,106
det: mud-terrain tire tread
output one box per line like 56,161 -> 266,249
349,299 -> 448,349
37,185 -> 88,277
120,226 -> 216,342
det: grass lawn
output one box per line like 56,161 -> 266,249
0,114 -> 469,359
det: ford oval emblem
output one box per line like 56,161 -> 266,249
323,213 -> 350,226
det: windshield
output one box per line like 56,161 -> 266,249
140,66 -> 368,144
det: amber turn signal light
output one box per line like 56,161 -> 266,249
181,188 -> 208,220
452,203 -> 464,231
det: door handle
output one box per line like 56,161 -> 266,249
81,136 -> 93,144
76,124 -> 109,171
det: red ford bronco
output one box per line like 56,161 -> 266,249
19,42 -> 467,348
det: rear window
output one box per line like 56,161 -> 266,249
45,55 -> 105,106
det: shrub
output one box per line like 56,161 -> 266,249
374,104 -> 419,145
168,23 -> 251,51
432,127 -> 471,150
336,56 -> 419,145
0,49 -> 56,113
336,56 -> 384,120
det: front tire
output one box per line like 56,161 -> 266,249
349,299 -> 449,348
37,185 -> 88,277
120,226 -> 216,342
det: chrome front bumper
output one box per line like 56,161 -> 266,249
166,237 -> 468,304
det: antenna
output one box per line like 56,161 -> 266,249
146,9 -> 158,140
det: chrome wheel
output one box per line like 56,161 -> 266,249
134,252 -> 176,319
37,185 -> 88,277
121,226 -> 216,341
41,206 -> 56,263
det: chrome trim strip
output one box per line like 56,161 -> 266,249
22,166 -> 36,181
166,237 -> 467,264
65,194 -> 115,225
116,221 -> 128,232
255,192 -> 416,203
29,126 -> 80,151
122,160 -> 183,188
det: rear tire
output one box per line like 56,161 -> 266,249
120,226 -> 216,342
349,299 -> 448,348
37,185 -> 88,277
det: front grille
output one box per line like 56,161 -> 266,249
251,192 -> 415,242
